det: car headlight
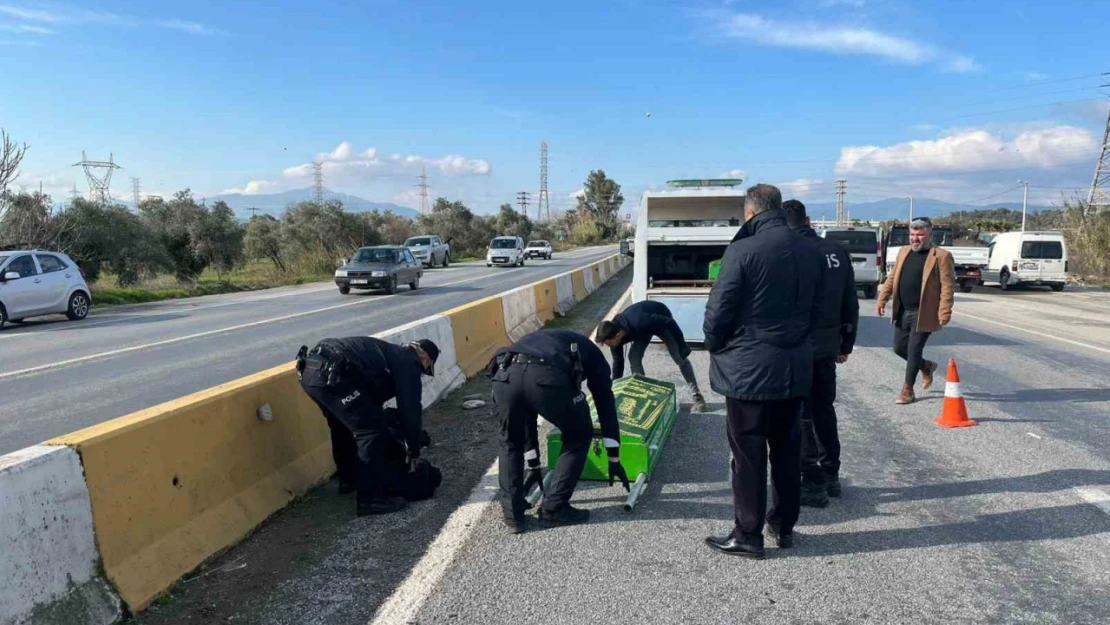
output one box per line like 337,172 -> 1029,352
372,271 -> 387,277
335,269 -> 347,277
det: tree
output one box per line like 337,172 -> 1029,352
141,190 -> 209,281
363,210 -> 413,245
281,200 -> 362,274
191,201 -> 244,281
57,199 -> 166,285
495,203 -> 533,240
414,198 -> 494,257
244,215 -> 287,272
576,170 -> 624,240
0,191 -> 72,250
0,129 -> 27,198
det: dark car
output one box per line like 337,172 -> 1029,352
334,246 -> 423,295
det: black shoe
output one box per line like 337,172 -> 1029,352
764,521 -> 794,549
826,476 -> 842,498
537,505 -> 590,528
704,534 -> 765,559
800,485 -> 830,509
356,496 -> 407,516
503,515 -> 529,534
337,479 -> 357,495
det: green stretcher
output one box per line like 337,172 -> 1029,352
530,374 -> 679,512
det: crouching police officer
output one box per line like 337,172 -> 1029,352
488,329 -> 630,533
595,300 -> 708,412
296,336 -> 439,516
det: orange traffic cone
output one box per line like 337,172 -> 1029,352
934,358 -> 976,428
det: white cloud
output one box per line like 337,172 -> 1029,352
912,123 -> 937,132
0,6 -> 56,22
720,169 -> 747,180
835,126 -> 1098,177
777,178 -> 826,198
221,180 -> 280,195
705,11 -> 979,72
570,188 -> 586,200
0,5 -> 221,35
0,23 -> 54,34
282,141 -> 492,181
1026,72 -> 1049,81
153,19 -> 225,36
819,0 -> 867,7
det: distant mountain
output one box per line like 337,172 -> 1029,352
206,188 -> 418,219
803,198 -> 1057,223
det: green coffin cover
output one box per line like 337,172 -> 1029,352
708,259 -> 723,281
546,374 -> 679,481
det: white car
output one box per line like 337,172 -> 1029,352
984,231 -> 1068,292
524,240 -> 553,260
486,236 -> 526,267
0,250 -> 92,330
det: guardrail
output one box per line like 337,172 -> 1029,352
0,253 -> 630,624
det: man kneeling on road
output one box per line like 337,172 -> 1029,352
595,300 -> 709,413
487,329 -> 630,534
296,336 -> 441,516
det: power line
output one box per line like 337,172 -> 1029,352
312,161 -> 324,204
537,141 -> 550,222
131,177 -> 141,209
73,151 -> 121,204
516,191 -> 530,217
417,165 -> 430,214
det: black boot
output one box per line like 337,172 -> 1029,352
537,504 -> 591,528
800,482 -> 830,508
826,475 -> 842,498
503,515 -> 529,534
357,496 -> 407,516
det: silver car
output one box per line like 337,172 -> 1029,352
0,250 -> 92,330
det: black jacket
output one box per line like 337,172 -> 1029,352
702,210 -> 824,401
609,300 -> 690,379
317,337 -> 425,453
796,226 -> 860,360
492,329 -> 619,446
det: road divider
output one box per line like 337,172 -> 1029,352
0,253 -> 629,619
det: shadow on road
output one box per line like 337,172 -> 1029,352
967,388 -> 1110,404
853,316 -> 1020,350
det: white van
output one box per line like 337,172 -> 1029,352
486,236 -> 526,267
984,231 -> 1068,292
819,227 -> 882,299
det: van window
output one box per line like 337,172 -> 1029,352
1021,240 -> 1063,259
6,254 -> 38,278
824,231 -> 877,254
491,238 -> 518,249
405,237 -> 432,247
36,254 -> 68,273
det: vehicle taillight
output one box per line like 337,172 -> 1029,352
876,241 -> 881,267
1012,261 -> 1018,271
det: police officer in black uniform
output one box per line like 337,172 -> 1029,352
296,336 -> 439,516
595,300 -> 708,412
783,200 -> 859,508
488,329 -> 630,533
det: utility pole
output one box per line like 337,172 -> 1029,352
909,196 -> 914,223
70,183 -> 80,202
537,141 -> 551,221
516,191 -> 531,217
416,165 -> 430,214
1019,180 -> 1030,232
248,207 -> 258,219
73,151 -> 122,204
1088,75 -> 1110,214
131,177 -> 141,210
835,179 -> 846,226
312,161 -> 324,205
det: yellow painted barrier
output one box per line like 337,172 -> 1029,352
444,294 -> 510,376
49,363 -> 332,611
533,278 -> 559,322
571,270 -> 588,300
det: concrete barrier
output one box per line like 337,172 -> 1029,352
49,365 -> 334,612
555,273 -> 577,314
583,265 -> 597,293
532,278 -> 559,323
375,314 -> 466,406
501,285 -> 543,343
0,445 -> 121,625
571,270 -> 588,301
444,294 -> 510,376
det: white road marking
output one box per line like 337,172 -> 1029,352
370,459 -> 499,625
956,311 -> 1110,356
1027,432 -> 1042,439
1074,487 -> 1110,517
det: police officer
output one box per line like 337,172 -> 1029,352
296,337 -> 439,516
488,329 -> 630,533
783,200 -> 859,508
595,300 -> 708,413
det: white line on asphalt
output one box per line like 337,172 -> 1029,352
370,459 -> 500,625
1075,487 -> 1110,517
956,311 -> 1110,356
1028,432 -> 1042,439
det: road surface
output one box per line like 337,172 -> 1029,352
137,282 -> 1110,625
0,246 -> 618,454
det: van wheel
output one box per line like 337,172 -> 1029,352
443,253 -> 450,267
960,283 -> 974,294
1050,283 -> 1064,292
385,276 -> 398,295
339,286 -> 351,295
410,274 -> 420,290
66,291 -> 90,320
999,269 -> 1012,292
0,304 -> 7,331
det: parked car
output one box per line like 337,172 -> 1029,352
404,235 -> 451,268
524,240 -> 553,260
819,226 -> 883,299
983,231 -> 1068,292
334,246 -> 423,295
0,250 -> 92,330
886,223 -> 989,293
486,236 -> 526,267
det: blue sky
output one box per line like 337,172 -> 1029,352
2,0 -> 1107,214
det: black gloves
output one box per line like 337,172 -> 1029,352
524,456 -> 544,495
607,448 -> 630,492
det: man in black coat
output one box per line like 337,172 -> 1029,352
783,200 -> 859,509
702,184 -> 823,559
595,300 -> 708,412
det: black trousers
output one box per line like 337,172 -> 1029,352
491,362 -> 593,518
801,357 -> 840,487
894,309 -> 932,386
727,397 -> 802,543
627,328 -> 701,395
300,368 -> 390,503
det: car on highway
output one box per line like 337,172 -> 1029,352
0,250 -> 92,330
983,231 -> 1068,292
819,226 -> 883,299
486,236 -> 526,267
334,246 -> 423,295
524,240 -> 553,260
403,235 -> 451,268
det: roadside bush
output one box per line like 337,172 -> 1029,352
1062,200 -> 1110,281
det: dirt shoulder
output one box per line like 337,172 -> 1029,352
129,267 -> 631,625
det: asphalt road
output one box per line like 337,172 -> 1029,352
403,284 -> 1110,625
0,245 -> 618,454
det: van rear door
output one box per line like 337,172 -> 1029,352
823,229 -> 880,284
1022,238 -> 1065,280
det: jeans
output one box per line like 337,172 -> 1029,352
894,309 -> 932,386
627,329 -> 702,395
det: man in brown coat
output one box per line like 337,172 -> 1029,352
877,217 -> 956,405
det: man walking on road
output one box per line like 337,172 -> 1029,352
595,299 -> 709,412
783,200 -> 859,508
877,217 -> 956,405
702,184 -> 823,559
